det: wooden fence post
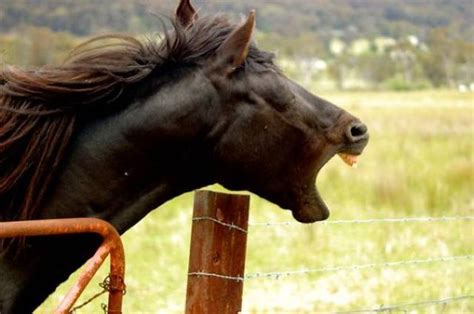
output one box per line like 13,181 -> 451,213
185,190 -> 250,314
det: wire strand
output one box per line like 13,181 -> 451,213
335,295 -> 474,313
187,255 -> 473,282
249,216 -> 474,227
192,216 -> 248,233
245,255 -> 473,280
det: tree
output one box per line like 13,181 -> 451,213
357,53 -> 396,89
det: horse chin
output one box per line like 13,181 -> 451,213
291,185 -> 330,223
288,150 -> 335,223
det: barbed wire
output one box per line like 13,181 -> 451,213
188,254 -> 473,282
192,216 -> 248,233
245,255 -> 474,280
249,216 -> 474,227
188,271 -> 245,282
335,295 -> 474,313
189,215 -> 473,312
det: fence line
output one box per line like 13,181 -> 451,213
336,295 -> 474,313
187,197 -> 473,312
188,216 -> 474,231
249,216 -> 474,227
188,254 -> 474,282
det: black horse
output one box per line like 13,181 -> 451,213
0,0 -> 368,312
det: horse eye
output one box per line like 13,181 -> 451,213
270,89 -> 294,111
277,80 -> 296,109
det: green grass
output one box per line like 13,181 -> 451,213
37,90 -> 473,313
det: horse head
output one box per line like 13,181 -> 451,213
166,0 -> 370,222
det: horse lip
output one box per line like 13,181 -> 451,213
338,136 -> 369,155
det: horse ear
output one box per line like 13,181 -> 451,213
216,10 -> 256,74
176,0 -> 198,27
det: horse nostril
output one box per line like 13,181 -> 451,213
347,122 -> 368,142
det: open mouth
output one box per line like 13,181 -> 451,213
336,144 -> 367,168
290,141 -> 368,224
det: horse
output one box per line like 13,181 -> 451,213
0,0 -> 369,312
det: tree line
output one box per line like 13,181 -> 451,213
1,0 -> 472,90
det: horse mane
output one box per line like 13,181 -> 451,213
0,14 -> 276,225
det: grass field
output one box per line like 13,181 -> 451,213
38,90 -> 473,313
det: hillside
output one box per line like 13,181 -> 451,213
1,0 -> 472,90
1,0 -> 472,41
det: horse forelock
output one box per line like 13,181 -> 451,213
0,13 -> 276,242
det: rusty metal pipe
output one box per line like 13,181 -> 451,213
0,218 -> 125,314
56,243 -> 111,313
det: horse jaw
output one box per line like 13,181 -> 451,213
291,184 -> 330,223
287,149 -> 334,223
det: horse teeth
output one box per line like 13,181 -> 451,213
338,153 -> 359,168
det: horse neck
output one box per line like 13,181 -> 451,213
42,71 -> 222,233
